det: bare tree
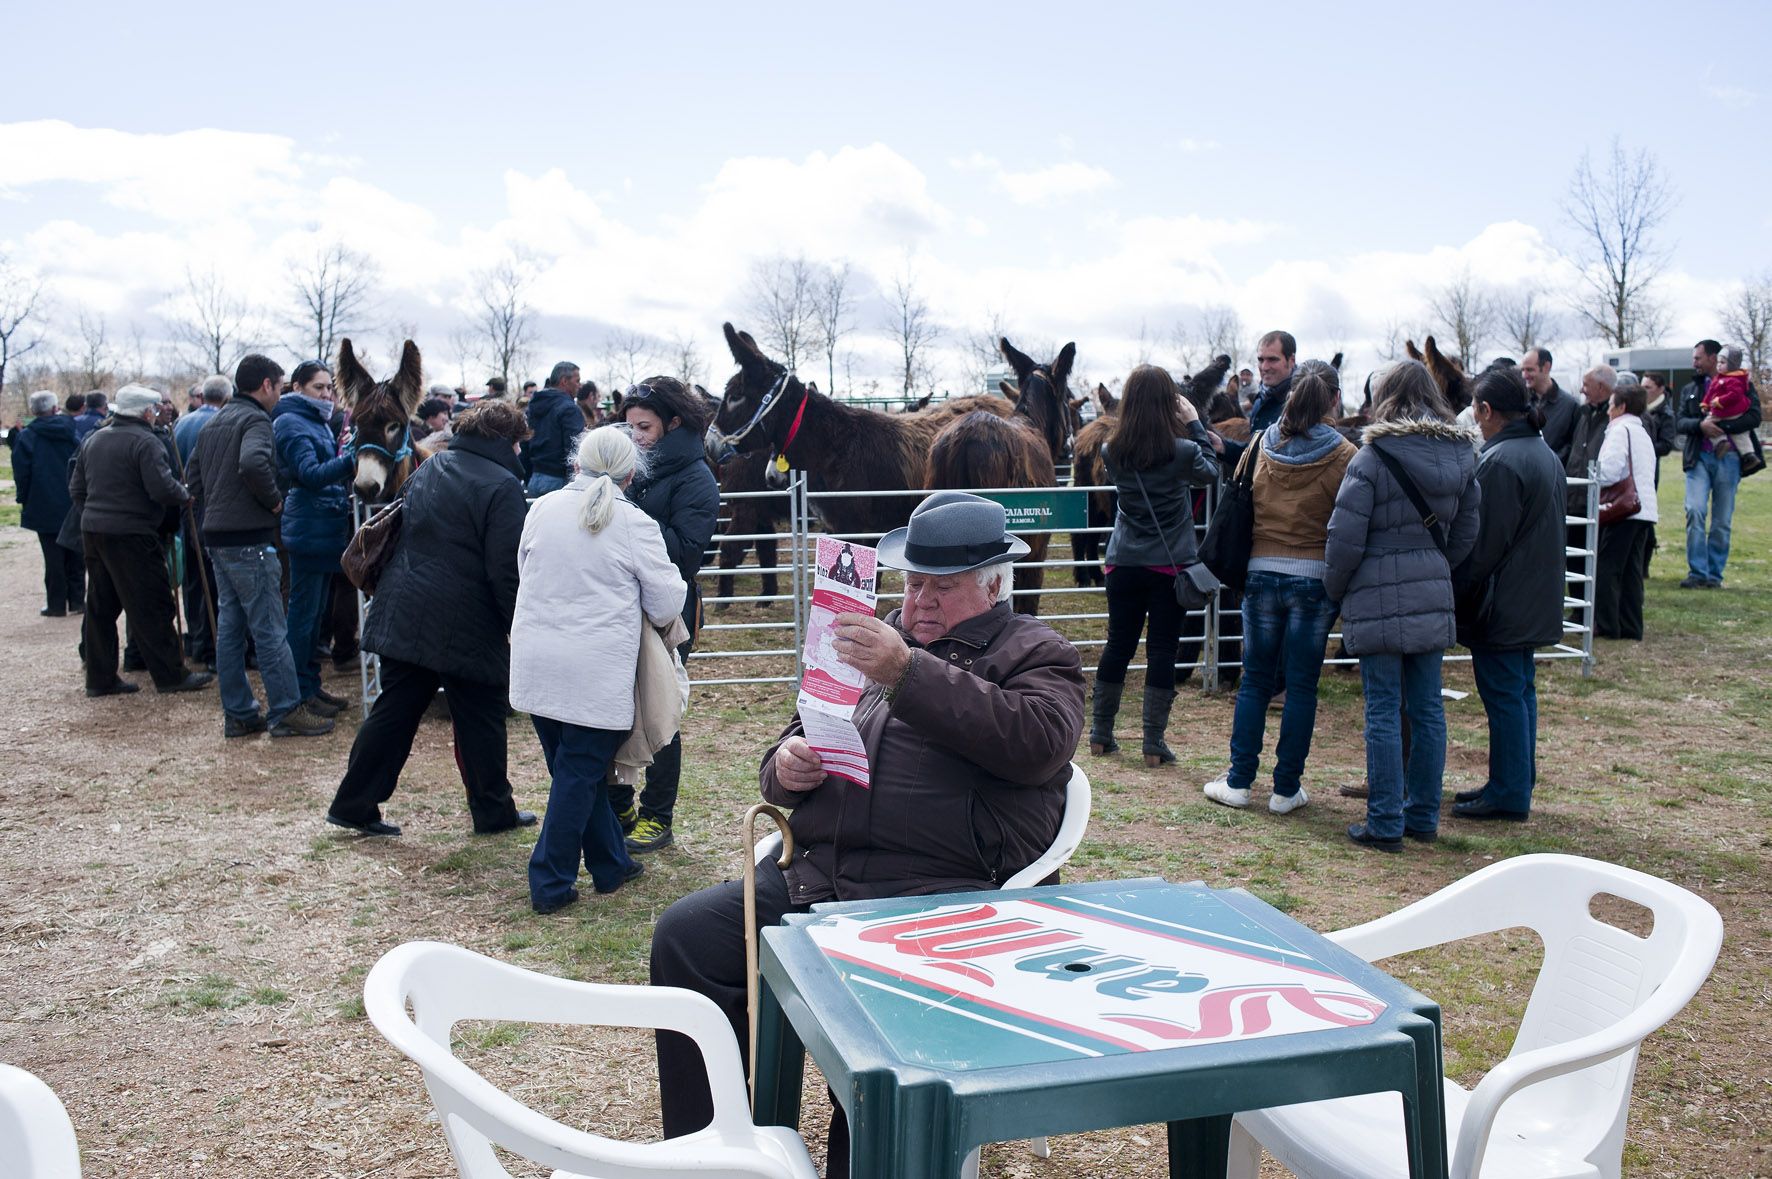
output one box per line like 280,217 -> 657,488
1720,272 -> 1772,390
122,321 -> 152,382
1427,267 -> 1496,369
745,254 -> 819,372
446,324 -> 481,390
170,266 -> 253,374
886,268 -> 941,397
1563,138 -> 1677,347
960,307 -> 1011,396
810,261 -> 855,395
667,330 -> 707,390
291,242 -> 380,364
1376,314 -> 1431,363
1496,288 -> 1557,356
601,327 -> 657,391
472,255 -> 537,389
0,255 -> 48,404
1171,304 -> 1245,374
74,310 -> 115,391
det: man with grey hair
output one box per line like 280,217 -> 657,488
1566,364 -> 1616,513
14,390 -> 85,616
69,385 -> 213,696
171,374 -> 232,668
648,491 -> 1084,1162
73,391 -> 107,441
174,375 -> 232,465
522,360 -> 586,495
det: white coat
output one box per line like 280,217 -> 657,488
509,478 -> 688,730
1596,412 -> 1659,525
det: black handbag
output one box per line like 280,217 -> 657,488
1131,470 -> 1221,611
1199,435 -> 1261,591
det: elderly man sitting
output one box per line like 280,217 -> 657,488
649,491 -> 1085,1169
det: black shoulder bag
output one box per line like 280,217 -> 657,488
1367,442 -> 1449,555
1199,434 -> 1261,591
1131,470 -> 1221,611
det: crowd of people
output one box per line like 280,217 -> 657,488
4,322 -> 1761,1176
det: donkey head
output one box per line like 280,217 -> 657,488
1421,336 -> 1471,413
1181,354 -> 1233,415
339,338 -> 424,503
1094,382 -> 1118,417
999,337 -> 1077,463
708,322 -> 804,465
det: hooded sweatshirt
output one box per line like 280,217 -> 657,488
1248,421 -> 1356,579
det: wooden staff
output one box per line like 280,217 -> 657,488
743,801 -> 794,1105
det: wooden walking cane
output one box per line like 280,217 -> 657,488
169,442 -> 218,643
743,802 -> 795,1108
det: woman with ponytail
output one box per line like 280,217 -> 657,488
1448,364 -> 1567,823
509,426 -> 687,913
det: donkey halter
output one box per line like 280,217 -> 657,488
349,421 -> 413,465
709,369 -> 795,453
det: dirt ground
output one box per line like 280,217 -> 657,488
1,475 -> 1768,1176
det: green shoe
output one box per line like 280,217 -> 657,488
614,803 -> 638,835
625,818 -> 674,853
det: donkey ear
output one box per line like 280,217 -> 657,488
1404,338 -> 1425,362
1052,342 -> 1077,385
393,340 -> 424,411
1330,351 -> 1344,371
999,337 -> 1034,380
336,338 -> 372,407
724,322 -> 770,372
998,379 -> 1020,404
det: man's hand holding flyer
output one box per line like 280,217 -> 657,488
798,537 -> 879,786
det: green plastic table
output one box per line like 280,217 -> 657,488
753,878 -> 1446,1179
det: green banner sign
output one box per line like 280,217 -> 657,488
980,489 -> 1088,533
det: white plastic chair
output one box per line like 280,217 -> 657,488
754,760 -> 1092,892
364,941 -> 816,1179
0,1063 -> 82,1178
1227,854 -> 1724,1179
754,761 -> 1091,1177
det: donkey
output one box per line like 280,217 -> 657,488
713,449 -> 789,609
1405,336 -> 1472,414
1069,383 -> 1119,585
706,325 -> 1060,612
925,338 -> 1070,614
337,338 -> 427,504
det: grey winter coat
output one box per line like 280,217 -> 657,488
1102,422 -> 1221,568
1324,417 -> 1481,656
1452,420 -> 1567,651
185,394 -> 283,547
68,416 -> 190,536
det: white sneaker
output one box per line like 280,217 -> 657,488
1203,778 -> 1251,809
1268,787 -> 1309,815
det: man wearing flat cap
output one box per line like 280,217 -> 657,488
649,491 -> 1085,1170
70,384 -> 214,698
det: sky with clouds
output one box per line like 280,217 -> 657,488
3,0 -> 1767,397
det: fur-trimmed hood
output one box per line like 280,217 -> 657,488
1359,415 -> 1480,445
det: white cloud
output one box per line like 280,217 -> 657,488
1706,84 -> 1757,109
949,152 -> 1116,205
1176,138 -> 1221,153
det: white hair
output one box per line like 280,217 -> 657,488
1584,364 -> 1617,389
200,374 -> 233,404
973,563 -> 1014,604
1614,369 -> 1639,386
28,390 -> 58,417
574,425 -> 646,534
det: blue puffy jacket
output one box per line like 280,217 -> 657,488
522,387 -> 585,479
273,393 -> 353,572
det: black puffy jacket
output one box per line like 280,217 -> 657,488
627,425 -> 719,638
1453,420 -> 1568,651
13,414 -> 78,534
361,433 -> 528,686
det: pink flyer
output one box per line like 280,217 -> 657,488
797,538 -> 880,786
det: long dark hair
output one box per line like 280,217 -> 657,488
620,375 -> 708,434
1372,360 -> 1454,424
1279,359 -> 1340,438
1108,365 -> 1184,470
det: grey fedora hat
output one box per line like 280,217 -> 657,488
876,491 -> 1030,575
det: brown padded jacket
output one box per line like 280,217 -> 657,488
760,601 -> 1085,906
1249,431 -> 1356,565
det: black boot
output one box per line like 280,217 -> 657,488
1089,680 -> 1123,755
1142,686 -> 1177,768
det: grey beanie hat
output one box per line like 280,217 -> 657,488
113,384 -> 162,420
877,491 -> 1030,575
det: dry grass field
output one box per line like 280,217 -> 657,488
0,458 -> 1766,1177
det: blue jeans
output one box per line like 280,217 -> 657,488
528,718 -> 634,906
1358,650 -> 1446,839
1469,646 -> 1537,814
527,471 -> 567,496
1229,571 -> 1337,795
209,544 -> 301,725
1685,449 -> 1740,583
286,568 -> 331,701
